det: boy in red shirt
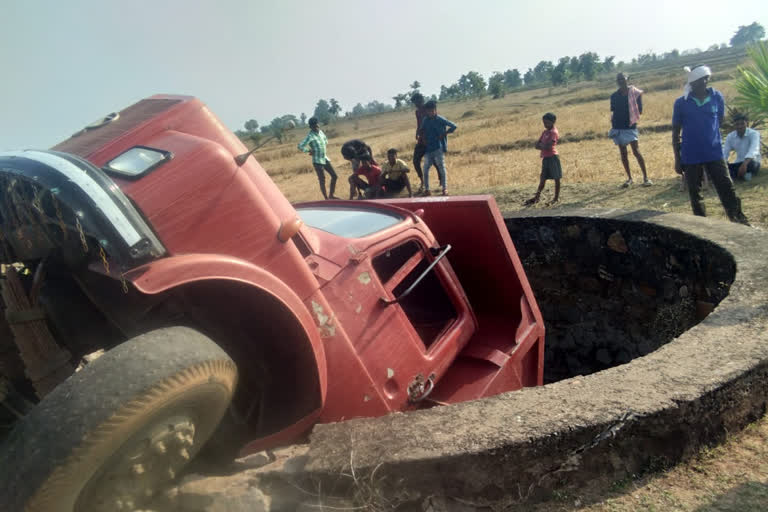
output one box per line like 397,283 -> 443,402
349,160 -> 382,199
524,112 -> 562,206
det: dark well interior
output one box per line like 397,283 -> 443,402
504,216 -> 736,383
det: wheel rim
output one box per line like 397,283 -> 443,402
75,414 -> 198,511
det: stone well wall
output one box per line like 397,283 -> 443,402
505,215 -> 736,382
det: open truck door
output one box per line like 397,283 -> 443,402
381,195 -> 545,403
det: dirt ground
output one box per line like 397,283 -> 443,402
511,414 -> 768,512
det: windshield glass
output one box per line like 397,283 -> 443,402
297,206 -> 404,238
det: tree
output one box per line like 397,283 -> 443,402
730,22 -> 765,47
636,52 -> 659,65
313,99 -> 332,124
439,83 -> 461,100
523,68 -> 535,86
266,117 -> 289,142
365,100 -> 393,114
350,103 -> 366,117
734,40 -> 768,116
578,52 -> 601,80
244,119 -> 259,133
602,56 -> 615,73
707,43 -> 720,52
300,113 -> 307,126
348,100 -> 394,117
457,71 -> 486,97
502,69 -> 522,89
410,80 -> 421,92
329,98 -> 342,117
236,119 -> 262,144
392,93 -> 408,109
568,56 -> 581,81
551,57 -> 571,86
488,72 -> 506,98
439,85 -> 453,100
280,114 -> 298,127
532,60 -> 554,84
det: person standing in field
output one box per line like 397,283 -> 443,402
524,113 -> 562,206
723,112 -> 761,181
610,73 -> 652,188
411,93 -> 428,194
417,100 -> 457,196
672,65 -> 749,225
297,117 -> 339,199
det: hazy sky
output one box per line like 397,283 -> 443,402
1,1 -> 766,150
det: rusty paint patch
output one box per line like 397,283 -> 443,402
355,304 -> 362,314
363,394 -> 371,402
311,301 -> 336,337
357,272 -> 371,285
387,368 -> 395,379
311,301 -> 329,325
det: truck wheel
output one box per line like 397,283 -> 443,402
0,326 -> 237,512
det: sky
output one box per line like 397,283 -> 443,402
1,0 -> 766,150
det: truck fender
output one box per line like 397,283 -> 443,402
125,254 -> 327,405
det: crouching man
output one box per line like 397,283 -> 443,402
380,148 -> 413,197
723,112 -> 761,181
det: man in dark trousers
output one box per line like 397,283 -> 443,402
610,73 -> 651,187
411,93 -> 429,194
672,65 -> 749,225
297,117 -> 339,199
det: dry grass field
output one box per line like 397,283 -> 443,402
255,49 -> 768,510
253,52 -> 768,227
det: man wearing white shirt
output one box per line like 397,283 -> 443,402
723,113 -> 761,181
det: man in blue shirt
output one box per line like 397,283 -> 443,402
417,100 -> 457,196
672,66 -> 749,225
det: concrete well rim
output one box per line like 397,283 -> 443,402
299,209 -> 768,502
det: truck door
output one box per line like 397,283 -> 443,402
325,230 -> 476,410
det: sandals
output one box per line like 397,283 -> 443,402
523,197 -> 539,206
620,178 -> 633,188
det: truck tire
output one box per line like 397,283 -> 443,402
0,326 -> 237,512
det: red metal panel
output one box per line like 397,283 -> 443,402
125,253 -> 328,404
52,98 -> 183,158
380,196 -> 545,401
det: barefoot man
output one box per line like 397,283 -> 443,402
610,73 -> 651,188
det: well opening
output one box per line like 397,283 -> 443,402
505,215 -> 736,383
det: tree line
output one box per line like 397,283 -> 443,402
236,22 -> 765,144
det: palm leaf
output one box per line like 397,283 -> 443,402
734,41 -> 768,115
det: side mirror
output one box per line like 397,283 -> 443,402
234,120 -> 295,166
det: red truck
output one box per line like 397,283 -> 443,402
0,95 -> 544,511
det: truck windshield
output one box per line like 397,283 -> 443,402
296,206 -> 403,238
